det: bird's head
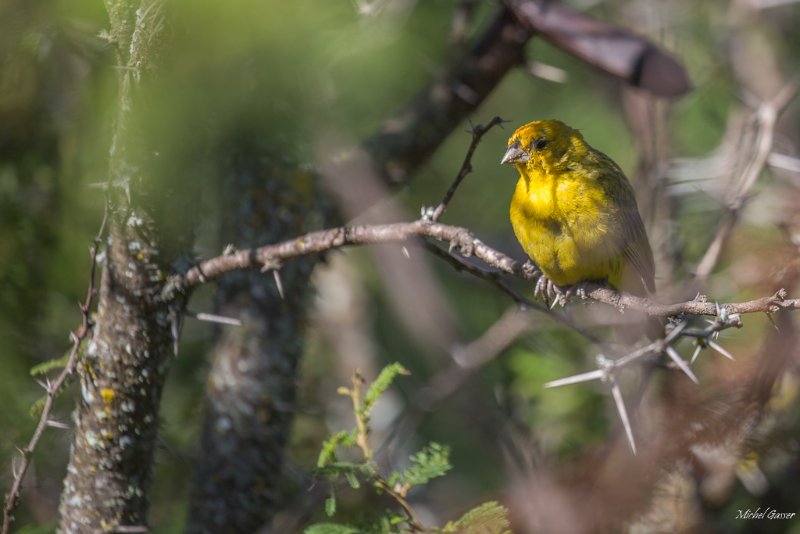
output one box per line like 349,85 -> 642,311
501,119 -> 586,173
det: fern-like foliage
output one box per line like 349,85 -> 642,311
306,363 -> 511,533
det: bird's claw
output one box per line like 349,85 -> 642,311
534,275 -> 566,307
534,277 -> 588,307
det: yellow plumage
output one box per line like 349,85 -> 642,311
502,119 -> 655,295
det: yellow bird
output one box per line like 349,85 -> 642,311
502,119 -> 655,299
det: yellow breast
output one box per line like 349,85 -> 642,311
509,166 -> 623,287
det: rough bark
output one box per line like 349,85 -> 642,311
58,1 -> 174,531
185,149 -> 321,532
58,218 -> 174,532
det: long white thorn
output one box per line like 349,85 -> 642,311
690,344 -> 703,365
544,369 -> 605,388
191,312 -> 243,327
665,345 -> 700,384
273,270 -> 285,300
610,376 -> 636,455
46,419 -> 71,430
708,339 -> 736,361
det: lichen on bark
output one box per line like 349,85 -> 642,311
58,1 -> 177,531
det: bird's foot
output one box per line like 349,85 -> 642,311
534,275 -> 566,308
534,278 -> 589,308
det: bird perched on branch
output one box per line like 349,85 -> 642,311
502,119 -> 656,309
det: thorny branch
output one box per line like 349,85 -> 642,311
543,310 -> 743,454
162,218 -> 799,318
421,242 -> 603,345
2,212 -> 108,534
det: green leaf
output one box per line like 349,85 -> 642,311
304,523 -> 360,534
358,513 -> 400,534
317,431 -> 357,468
314,461 -> 365,481
345,470 -> 360,489
29,352 -> 71,377
325,492 -> 337,517
440,501 -> 511,534
388,511 -> 406,525
29,395 -> 47,419
362,363 -> 409,416
389,442 -> 451,489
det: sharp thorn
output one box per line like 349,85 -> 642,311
46,419 -> 71,430
610,377 -> 636,455
664,321 -> 688,343
273,270 -> 285,300
190,312 -> 242,327
665,345 -> 700,384
544,369 -> 605,388
690,344 -> 703,365
707,339 -> 735,361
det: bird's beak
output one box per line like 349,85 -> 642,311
501,144 -> 529,165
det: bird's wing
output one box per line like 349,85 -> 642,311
619,202 -> 656,294
591,153 -> 656,294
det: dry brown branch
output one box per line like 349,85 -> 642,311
364,8 -> 533,185
2,212 -> 107,534
418,306 -> 534,408
162,219 -> 799,318
502,0 -> 691,97
695,79 -> 799,281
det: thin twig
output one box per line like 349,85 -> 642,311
2,212 -> 108,534
427,116 -> 507,222
418,306 -> 534,408
422,242 -> 537,308
422,242 -> 603,344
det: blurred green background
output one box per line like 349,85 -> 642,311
2,0 -> 800,531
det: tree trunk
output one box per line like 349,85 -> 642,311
186,150 -> 321,532
58,1 -> 174,530
58,219 -> 174,531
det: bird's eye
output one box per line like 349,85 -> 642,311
534,139 -> 548,150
